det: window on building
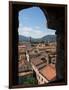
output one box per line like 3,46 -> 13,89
39,76 -> 40,79
51,58 -> 56,64
41,78 -> 43,82
41,57 -> 47,63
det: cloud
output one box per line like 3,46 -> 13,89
34,26 -> 40,29
18,26 -> 55,39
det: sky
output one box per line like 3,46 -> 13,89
18,7 -> 55,39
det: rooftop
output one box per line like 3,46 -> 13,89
39,64 -> 56,81
31,57 -> 43,66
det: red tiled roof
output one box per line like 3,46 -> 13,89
39,64 -> 56,81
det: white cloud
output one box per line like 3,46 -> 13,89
47,28 -> 56,35
34,26 -> 40,29
18,26 -> 55,38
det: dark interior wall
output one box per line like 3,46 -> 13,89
10,3 -> 19,86
56,7 -> 67,82
9,1 -> 67,87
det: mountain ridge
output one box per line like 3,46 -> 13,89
19,35 -> 56,43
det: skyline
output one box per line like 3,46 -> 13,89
18,7 -> 56,39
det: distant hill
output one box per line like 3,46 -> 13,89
42,35 -> 56,42
19,35 -> 30,42
19,35 -> 56,43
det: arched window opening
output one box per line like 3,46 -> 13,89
18,7 -> 57,85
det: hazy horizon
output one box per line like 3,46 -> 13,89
19,34 -> 56,39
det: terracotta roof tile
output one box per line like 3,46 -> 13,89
40,64 -> 56,81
